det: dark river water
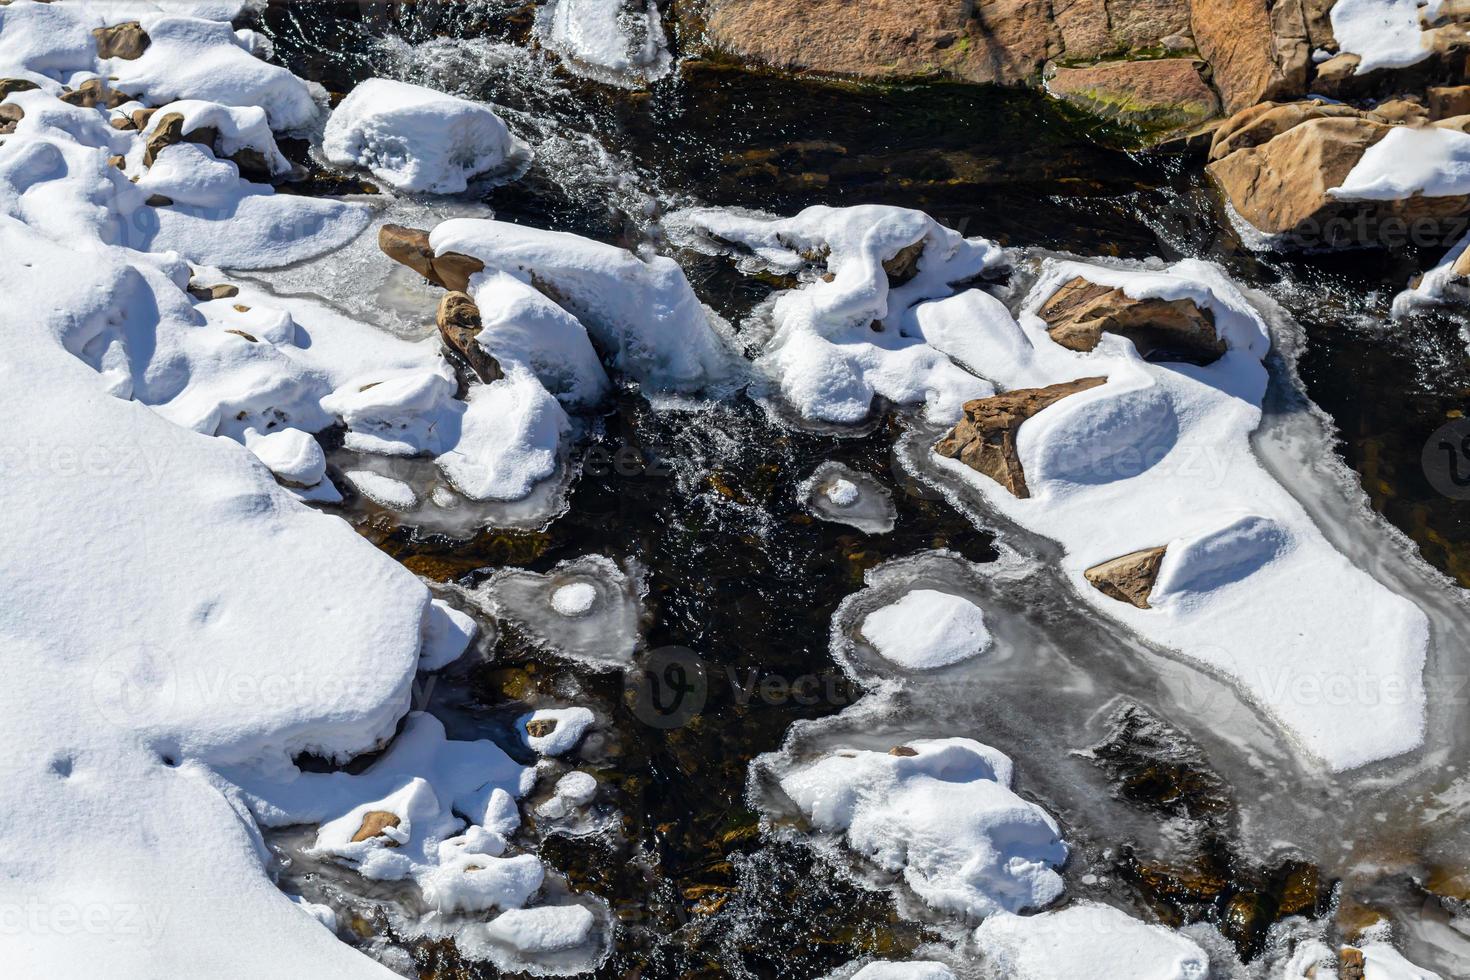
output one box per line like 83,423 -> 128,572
259,4 -> 1470,977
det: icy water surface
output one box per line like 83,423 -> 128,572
254,4 -> 1470,977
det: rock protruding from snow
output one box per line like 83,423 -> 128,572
379,223 -> 486,291
973,903 -> 1210,980
535,0 -> 672,88
935,378 -> 1108,498
778,739 -> 1066,920
519,707 -> 595,756
324,78 -> 528,194
1084,546 -> 1168,610
1039,277 -> 1225,365
438,291 -> 504,386
859,590 -> 992,670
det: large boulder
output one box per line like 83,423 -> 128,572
1046,58 -> 1219,131
697,0 -> 1195,87
1207,99 -> 1470,243
1190,0 -> 1313,113
1038,277 -> 1225,365
92,22 -> 150,60
936,377 -> 1107,498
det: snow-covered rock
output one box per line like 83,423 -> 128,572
859,589 -> 992,670
324,78 -> 527,194
973,902 -> 1210,980
535,0 -> 672,87
777,738 -> 1066,919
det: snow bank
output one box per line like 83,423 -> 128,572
859,590 -> 992,670
973,903 -> 1210,980
1330,0 -> 1434,74
668,204 -> 1005,423
920,259 -> 1428,771
535,0 -> 672,87
1332,126 -> 1470,201
324,78 -> 528,194
777,739 -> 1066,920
433,218 -> 733,393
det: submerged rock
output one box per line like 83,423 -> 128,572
799,461 -> 897,534
1039,277 -> 1225,365
935,377 -> 1107,498
1084,545 -> 1168,609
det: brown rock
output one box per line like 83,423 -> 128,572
525,718 -> 559,739
1430,85 -> 1470,121
888,745 -> 919,757
0,101 -> 21,135
437,291 -> 503,385
1047,58 -> 1220,131
109,116 -> 135,131
144,194 -> 173,207
882,240 -> 926,286
1084,545 -> 1167,608
1370,97 -> 1430,127
1039,276 -> 1225,364
1208,107 -> 1470,243
935,377 -> 1108,498
188,283 -> 240,301
144,112 -> 216,168
59,78 -> 129,110
350,810 -> 402,845
378,224 -> 485,292
130,107 -> 156,132
1191,0 -> 1308,112
1338,947 -> 1366,980
224,329 -> 259,342
93,22 -> 150,60
107,154 -> 126,170
700,0 -> 1057,86
0,78 -> 39,100
1312,52 -> 1361,88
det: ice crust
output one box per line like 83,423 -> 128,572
973,902 -> 1211,980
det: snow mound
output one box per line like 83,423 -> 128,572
973,902 -> 1210,980
1330,0 -> 1434,74
432,218 -> 733,392
535,0 -> 672,87
324,78 -> 528,194
778,738 -> 1066,919
518,707 -> 595,756
1332,126 -> 1470,202
859,590 -> 992,670
668,204 -> 1005,423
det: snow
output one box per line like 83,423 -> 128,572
482,904 -> 597,954
668,204 -> 1005,424
243,426 -> 327,486
551,582 -> 599,617
537,770 -> 598,818
473,270 -> 611,410
859,590 -> 992,670
346,468 -> 420,510
141,98 -> 293,175
432,218 -> 733,393
1332,126 -> 1470,201
535,0 -> 672,87
920,259 -> 1429,771
777,739 -> 1066,920
1360,941 -> 1445,979
0,4 -> 604,973
518,707 -> 595,756
323,78 -> 528,194
847,964 -> 954,980
973,902 -> 1210,980
1330,0 -> 1434,74
420,599 -> 479,671
827,478 -> 860,507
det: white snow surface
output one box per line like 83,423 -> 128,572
324,78 -> 527,194
432,217 -> 734,393
668,204 -> 1006,423
1330,0 -> 1434,74
859,589 -> 992,669
920,259 -> 1429,771
1360,941 -> 1446,979
0,3 -> 596,975
1332,126 -> 1470,201
518,707 -> 595,756
535,0 -> 672,87
778,739 -> 1066,920
973,902 -> 1210,980
844,963 -> 956,980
